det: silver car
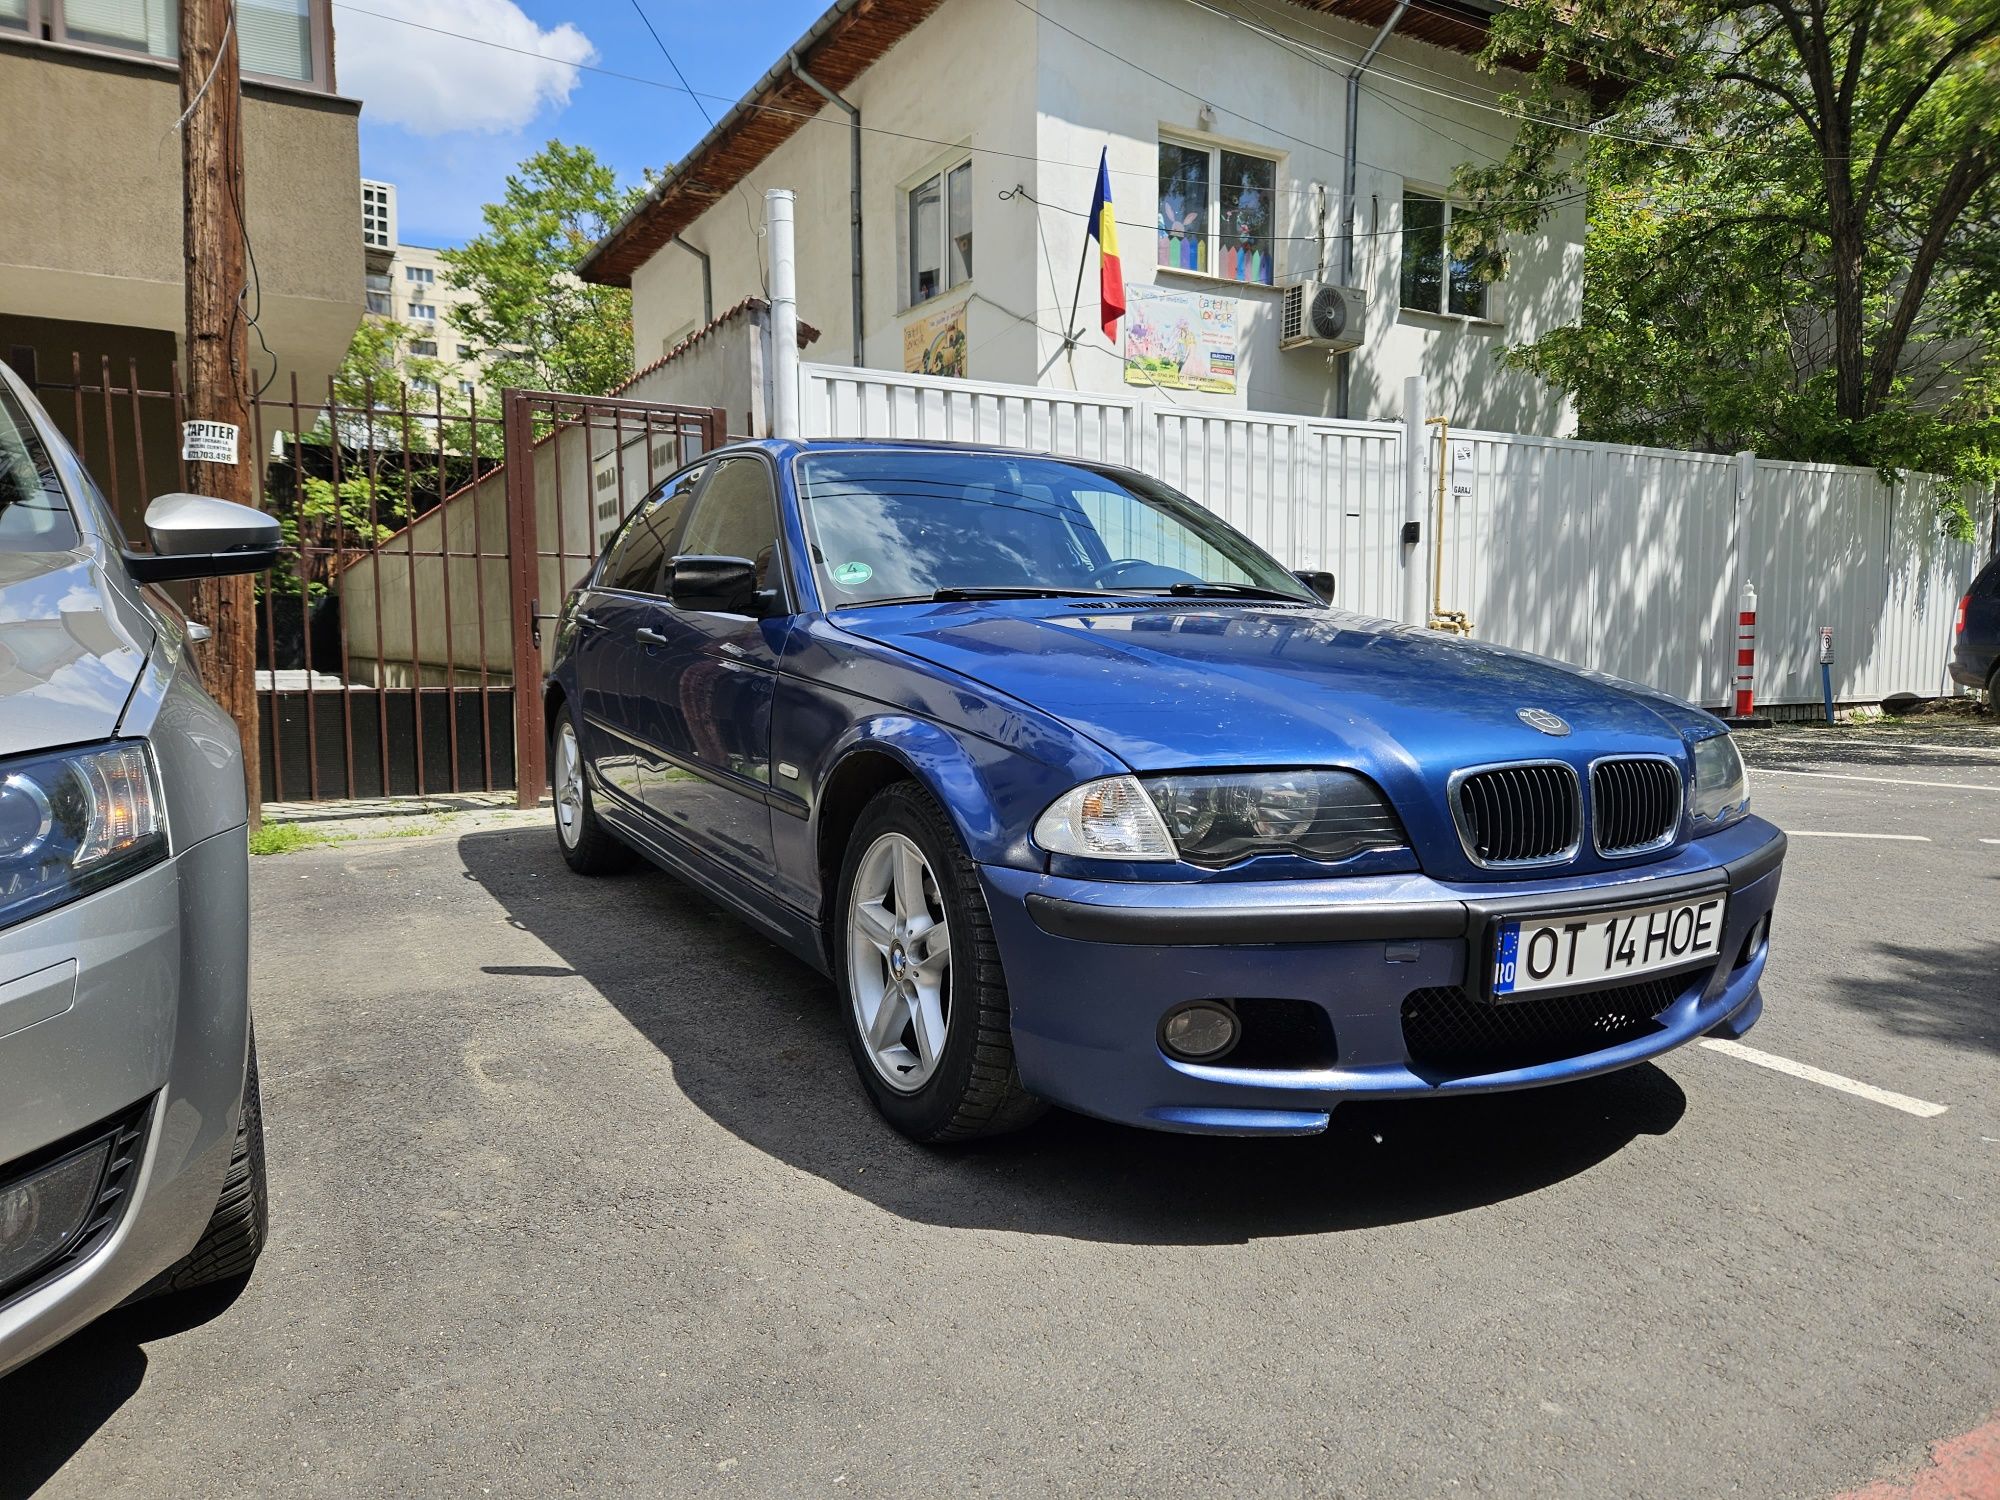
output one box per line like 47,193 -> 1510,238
1,360 -> 280,1375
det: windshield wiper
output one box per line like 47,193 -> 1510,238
834,585 -> 1113,609
929,585 -> 1114,602
1142,581 -> 1315,602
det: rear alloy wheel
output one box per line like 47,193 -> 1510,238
835,782 -> 1045,1142
550,705 -> 632,874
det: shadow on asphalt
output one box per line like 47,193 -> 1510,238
1824,932 -> 2000,1059
459,827 -> 1687,1243
0,1277 -> 248,1498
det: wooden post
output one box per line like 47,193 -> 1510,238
180,0 -> 262,828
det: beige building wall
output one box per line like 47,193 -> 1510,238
0,35 -> 365,394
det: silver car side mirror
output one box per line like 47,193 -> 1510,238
125,493 -> 282,583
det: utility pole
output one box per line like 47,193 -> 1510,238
180,0 -> 262,828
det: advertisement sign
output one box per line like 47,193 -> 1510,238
1122,286 -> 1237,394
903,300 -> 969,378
181,420 -> 239,465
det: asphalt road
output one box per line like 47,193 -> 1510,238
4,723 -> 1996,1498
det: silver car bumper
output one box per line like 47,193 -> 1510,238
0,826 -> 249,1377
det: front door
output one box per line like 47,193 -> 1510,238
630,454 -> 791,883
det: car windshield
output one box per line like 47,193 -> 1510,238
0,385 -> 79,553
794,449 -> 1315,607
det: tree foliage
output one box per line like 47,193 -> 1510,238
440,141 -> 646,397
1455,0 -> 2000,536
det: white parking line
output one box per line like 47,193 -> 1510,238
1808,736 -> 2000,758
1753,767 -> 2000,793
1698,1039 -> 1949,1118
1983,838 -> 2000,845
1786,831 -> 1932,841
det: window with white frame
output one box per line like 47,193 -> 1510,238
410,340 -> 438,357
906,158 -> 973,306
364,272 -> 391,316
1400,192 -> 1494,319
1157,137 -> 1277,287
404,265 -> 434,284
408,303 -> 436,322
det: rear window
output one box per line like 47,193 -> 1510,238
0,385 -> 79,552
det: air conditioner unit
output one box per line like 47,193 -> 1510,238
1279,281 -> 1367,353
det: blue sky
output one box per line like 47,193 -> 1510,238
335,0 -> 828,249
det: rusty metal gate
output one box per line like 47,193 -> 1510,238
498,388 -> 729,807
19,352 -> 725,805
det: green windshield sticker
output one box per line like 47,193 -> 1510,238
831,561 -> 874,587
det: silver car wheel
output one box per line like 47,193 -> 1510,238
847,830 -> 952,1093
554,719 -> 584,849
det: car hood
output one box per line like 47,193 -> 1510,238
836,601 -> 1708,775
0,548 -> 154,759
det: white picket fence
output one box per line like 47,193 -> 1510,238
801,363 -> 1992,709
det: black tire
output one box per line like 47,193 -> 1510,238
834,781 -> 1046,1143
550,703 -> 634,875
140,1035 -> 268,1298
1988,665 -> 1999,715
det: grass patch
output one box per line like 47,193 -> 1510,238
249,821 -> 340,856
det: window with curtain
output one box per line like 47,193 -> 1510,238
0,0 -> 30,32
1400,192 -> 1493,319
63,0 -> 177,59
238,0 -> 314,82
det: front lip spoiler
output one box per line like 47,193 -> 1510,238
1025,828 -> 1787,946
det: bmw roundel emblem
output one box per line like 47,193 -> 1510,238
1517,707 -> 1570,737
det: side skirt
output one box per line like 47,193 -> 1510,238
597,802 -> 830,975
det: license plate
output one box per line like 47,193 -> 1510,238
1490,892 -> 1726,1000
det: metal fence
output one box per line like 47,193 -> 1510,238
29,357 -> 724,804
803,363 -> 1994,709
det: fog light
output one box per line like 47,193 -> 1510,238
1161,1001 -> 1240,1062
1735,913 -> 1772,969
0,1141 -> 108,1290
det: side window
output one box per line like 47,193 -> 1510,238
597,463 -> 704,594
677,456 -> 784,596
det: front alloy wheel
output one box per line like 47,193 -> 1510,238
834,782 -> 1045,1142
847,831 -> 953,1091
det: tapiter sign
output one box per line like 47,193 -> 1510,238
181,420 -> 239,465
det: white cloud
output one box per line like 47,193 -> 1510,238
336,0 -> 594,136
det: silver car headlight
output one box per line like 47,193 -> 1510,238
1690,732 -> 1750,829
0,741 -> 166,931
1034,769 -> 1406,868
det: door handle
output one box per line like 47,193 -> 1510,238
574,611 -> 602,631
635,626 -> 670,646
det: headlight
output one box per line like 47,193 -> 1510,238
0,742 -> 166,931
1034,769 -> 1406,868
1690,733 -> 1749,828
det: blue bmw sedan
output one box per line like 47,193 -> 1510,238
545,441 -> 1785,1142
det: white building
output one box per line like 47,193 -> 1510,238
579,0 -> 1585,435
360,178 -> 489,399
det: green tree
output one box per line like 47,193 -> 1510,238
1454,0 -> 2000,534
441,141 -> 647,396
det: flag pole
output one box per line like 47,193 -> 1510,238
1065,207 -> 1091,348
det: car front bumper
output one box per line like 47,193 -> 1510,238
0,827 -> 250,1376
979,818 -> 1785,1135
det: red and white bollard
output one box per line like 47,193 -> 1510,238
1734,583 -> 1758,719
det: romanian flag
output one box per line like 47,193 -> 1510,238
1088,148 -> 1125,341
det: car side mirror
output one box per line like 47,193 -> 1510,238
668,554 -> 762,615
124,493 -> 282,582
1295,569 -> 1337,604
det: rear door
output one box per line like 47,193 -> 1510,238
571,463 -> 703,814
629,454 -> 792,882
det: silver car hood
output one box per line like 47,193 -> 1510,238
0,547 -> 154,759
